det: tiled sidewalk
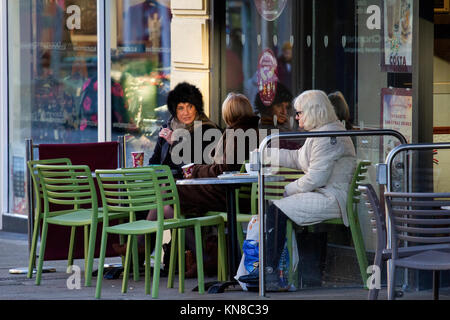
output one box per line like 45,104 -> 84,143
0,231 -> 448,301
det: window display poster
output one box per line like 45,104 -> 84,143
382,0 -> 413,73
12,156 -> 27,215
257,49 -> 278,107
381,88 -> 412,159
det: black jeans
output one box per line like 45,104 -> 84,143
265,203 -> 289,272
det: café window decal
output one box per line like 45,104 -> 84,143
257,49 -> 278,107
254,0 -> 287,22
381,0 -> 413,73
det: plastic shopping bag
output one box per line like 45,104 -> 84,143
235,215 -> 259,291
234,215 -> 299,291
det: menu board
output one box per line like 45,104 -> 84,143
381,87 -> 412,159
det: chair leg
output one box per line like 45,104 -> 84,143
167,228 -> 178,289
122,235 -> 133,293
131,235 -> 140,282
119,220 -> 125,266
348,222 -> 369,288
433,270 -> 440,300
67,226 -> 76,272
178,228 -> 186,293
151,229 -> 164,299
194,224 -> 205,294
95,230 -> 108,299
217,222 -> 227,281
83,226 -> 89,274
35,221 -> 49,285
85,222 -> 97,287
145,234 -> 152,295
387,262 -> 396,300
27,214 -> 41,278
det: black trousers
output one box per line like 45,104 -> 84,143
265,203 -> 289,271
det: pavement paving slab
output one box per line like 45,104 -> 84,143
1,231 -> 449,302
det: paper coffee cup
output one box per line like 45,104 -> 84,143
131,151 -> 144,167
182,163 -> 195,178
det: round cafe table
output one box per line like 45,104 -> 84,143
176,173 -> 282,293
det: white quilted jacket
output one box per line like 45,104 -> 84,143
266,121 -> 356,226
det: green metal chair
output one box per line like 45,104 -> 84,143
261,160 -> 371,288
35,164 -> 102,287
27,158 -> 72,279
94,165 -> 227,299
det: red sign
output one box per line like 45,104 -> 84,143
257,49 -> 278,107
254,0 -> 287,21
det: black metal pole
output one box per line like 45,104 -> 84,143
25,139 -> 34,257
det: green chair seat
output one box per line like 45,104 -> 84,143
105,215 -> 225,235
47,208 -> 125,226
46,209 -> 98,226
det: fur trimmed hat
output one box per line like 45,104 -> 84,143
167,82 -> 204,117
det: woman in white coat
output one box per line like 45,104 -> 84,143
241,90 -> 356,291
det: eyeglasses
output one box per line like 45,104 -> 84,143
295,111 -> 303,117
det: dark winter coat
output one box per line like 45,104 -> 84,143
148,116 -> 220,178
177,115 -> 260,215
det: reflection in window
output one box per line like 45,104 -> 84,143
8,0 -> 98,214
225,0 -> 296,133
111,0 -> 172,167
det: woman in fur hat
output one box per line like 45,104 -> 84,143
148,82 -> 220,178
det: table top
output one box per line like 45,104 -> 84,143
176,174 -> 283,185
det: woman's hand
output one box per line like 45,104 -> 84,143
159,128 -> 173,145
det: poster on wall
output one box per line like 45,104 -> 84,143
381,0 -> 413,73
381,87 -> 412,160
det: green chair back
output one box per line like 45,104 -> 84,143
148,165 -> 183,219
27,158 -> 72,217
96,167 -> 161,226
344,160 -> 371,286
37,164 -> 98,217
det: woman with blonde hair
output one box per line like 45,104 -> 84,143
177,92 -> 260,215
173,93 -> 259,277
239,90 -> 356,291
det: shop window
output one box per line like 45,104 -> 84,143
110,0 -> 171,167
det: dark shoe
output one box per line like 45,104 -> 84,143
238,267 -> 259,285
239,268 -> 290,292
